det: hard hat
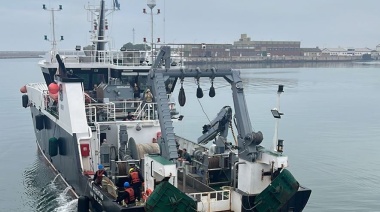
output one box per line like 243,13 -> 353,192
124,182 -> 130,188
146,89 -> 150,92
129,168 -> 134,173
98,164 -> 104,170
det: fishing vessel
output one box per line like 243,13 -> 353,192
20,0 -> 311,211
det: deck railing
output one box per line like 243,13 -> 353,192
86,100 -> 160,123
56,49 -> 149,66
188,190 -> 231,212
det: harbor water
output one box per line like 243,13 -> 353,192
1,58 -> 380,211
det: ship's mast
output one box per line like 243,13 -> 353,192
97,0 -> 106,52
86,0 -> 120,61
43,4 -> 63,61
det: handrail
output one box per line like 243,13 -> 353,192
188,190 -> 231,212
86,100 -> 162,123
52,49 -> 151,66
188,190 -> 230,202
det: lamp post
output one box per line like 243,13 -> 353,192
144,0 -> 160,65
271,85 -> 284,152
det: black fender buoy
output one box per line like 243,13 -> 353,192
178,86 -> 186,107
209,82 -> 215,98
35,114 -> 45,130
58,138 -> 66,156
196,86 -> 204,98
49,137 -> 58,157
22,95 -> 29,108
77,196 -> 90,212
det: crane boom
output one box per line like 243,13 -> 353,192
148,46 -> 263,162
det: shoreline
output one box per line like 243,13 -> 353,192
1,51 -> 375,68
0,51 -> 45,59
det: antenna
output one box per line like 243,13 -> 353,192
43,4 -> 63,59
85,0 -> 121,53
163,0 -> 166,44
271,85 -> 284,152
133,28 -> 135,45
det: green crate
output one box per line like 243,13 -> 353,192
145,181 -> 197,212
254,169 -> 299,212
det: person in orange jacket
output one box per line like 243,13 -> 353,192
114,182 -> 136,206
127,167 -> 144,202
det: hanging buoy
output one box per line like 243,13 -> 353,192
77,196 -> 90,212
35,114 -> 45,130
196,78 -> 203,98
49,137 -> 58,157
20,85 -> 27,93
58,138 -> 66,156
22,95 -> 29,108
196,86 -> 204,98
209,81 -> 215,97
178,86 -> 186,107
48,83 -> 59,94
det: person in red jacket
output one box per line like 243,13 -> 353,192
114,182 -> 136,206
93,164 -> 107,186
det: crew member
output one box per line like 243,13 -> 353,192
181,148 -> 192,163
144,89 -> 153,103
115,182 -> 136,206
128,167 -> 144,202
133,83 -> 140,100
123,112 -> 135,121
93,164 -> 107,186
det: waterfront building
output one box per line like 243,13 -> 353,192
233,34 -> 301,56
322,48 -> 373,56
183,34 -> 302,58
300,48 -> 322,57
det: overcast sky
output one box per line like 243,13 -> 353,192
2,0 -> 380,51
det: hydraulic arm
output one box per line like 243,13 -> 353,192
148,46 -> 263,162
197,106 -> 232,154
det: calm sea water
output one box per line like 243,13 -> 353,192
2,58 -> 380,211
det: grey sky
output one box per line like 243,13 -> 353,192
2,0 -> 380,51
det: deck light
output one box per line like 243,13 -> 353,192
278,85 -> 284,93
120,47 -> 126,51
75,45 -> 81,51
271,108 -> 282,119
277,139 -> 284,153
43,4 -> 46,10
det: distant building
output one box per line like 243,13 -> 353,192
301,48 -> 322,56
322,47 -> 373,56
376,44 -> 380,52
321,48 -> 347,56
350,48 -> 373,56
233,34 -> 301,56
